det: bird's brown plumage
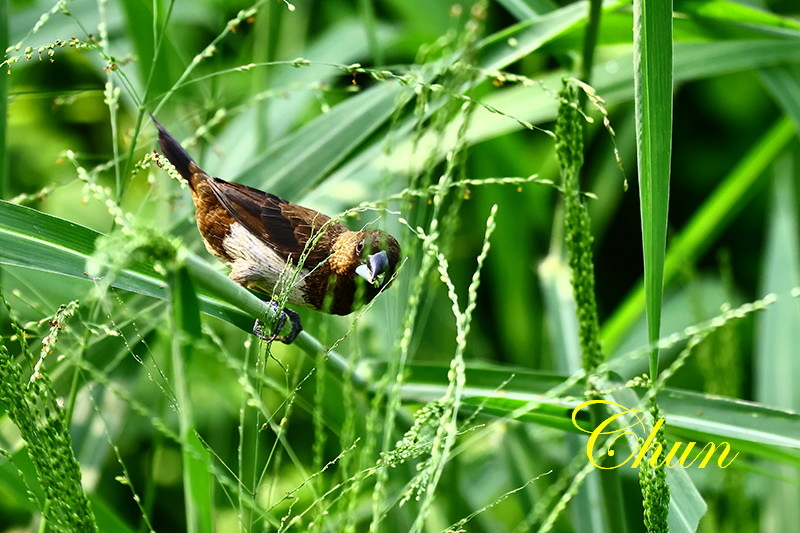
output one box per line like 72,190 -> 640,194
153,117 -> 401,316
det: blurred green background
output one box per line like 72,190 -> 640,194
2,0 -> 800,531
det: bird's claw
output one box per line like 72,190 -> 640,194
253,303 -> 303,344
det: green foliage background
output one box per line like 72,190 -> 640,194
1,0 -> 799,532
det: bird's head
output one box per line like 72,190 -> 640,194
330,229 -> 401,293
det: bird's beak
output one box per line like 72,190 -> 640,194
355,250 -> 390,288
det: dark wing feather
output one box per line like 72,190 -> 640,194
205,178 -> 342,267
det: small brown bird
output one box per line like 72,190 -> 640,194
153,117 -> 401,343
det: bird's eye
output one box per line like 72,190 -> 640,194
356,240 -> 365,254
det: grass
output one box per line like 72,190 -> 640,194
1,0 -> 800,532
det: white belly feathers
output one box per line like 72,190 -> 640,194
222,222 -> 313,308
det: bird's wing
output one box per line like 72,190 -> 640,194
206,178 -> 339,266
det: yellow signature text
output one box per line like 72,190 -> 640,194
572,400 -> 739,469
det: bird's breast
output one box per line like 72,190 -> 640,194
222,222 -> 313,308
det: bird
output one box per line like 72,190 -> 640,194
152,117 -> 401,344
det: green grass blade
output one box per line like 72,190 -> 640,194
235,82 -> 414,199
633,0 -> 673,378
358,0 -> 382,64
659,389 -> 800,451
494,0 -> 557,20
480,0 -> 604,71
314,1 -> 618,198
754,155 -> 800,529
761,65 -> 800,130
675,0 -> 800,31
209,18 -> 400,179
0,200 -> 252,329
602,118 -> 796,354
168,265 -> 213,533
664,467 -> 705,533
0,0 -> 7,200
755,158 -> 800,412
599,39 -> 800,104
600,60 -> 800,354
367,362 -> 800,462
462,39 -> 800,152
581,0 -> 604,84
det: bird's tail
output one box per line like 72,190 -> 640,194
151,115 -> 203,189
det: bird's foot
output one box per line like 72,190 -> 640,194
253,302 -> 303,344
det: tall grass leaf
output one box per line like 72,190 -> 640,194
367,361 -> 800,461
754,156 -> 800,530
660,388 -> 800,451
168,264 -> 213,533
539,253 -> 581,373
539,254 -> 606,533
494,0 -> 557,20
602,117 -> 795,353
480,0 -> 605,71
633,0 -> 673,378
323,37 -> 800,211
458,38 -> 800,152
760,65 -> 800,131
598,39 -> 800,106
235,82 -> 414,199
0,0 -> 7,200
0,200 -> 253,329
211,19 -> 399,178
664,463 -> 706,532
358,0 -> 382,65
674,0 -> 800,31
320,2 -> 614,196
463,392 -> 800,464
